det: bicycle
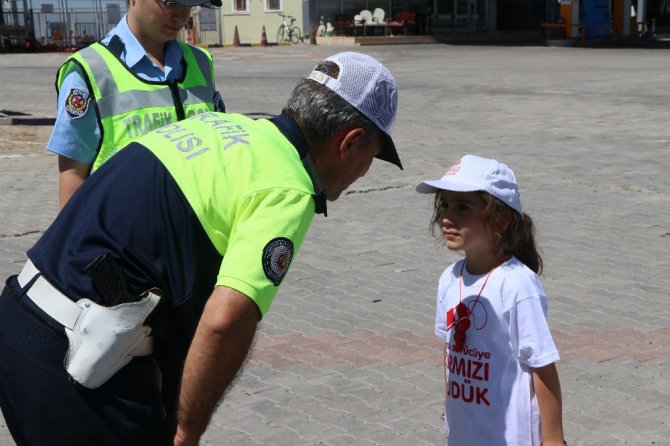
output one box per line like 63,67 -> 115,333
277,13 -> 302,44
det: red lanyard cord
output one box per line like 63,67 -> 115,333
447,258 -> 504,352
458,259 -> 503,309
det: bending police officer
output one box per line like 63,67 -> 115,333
0,52 -> 401,446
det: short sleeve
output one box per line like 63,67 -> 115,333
47,68 -> 101,164
514,294 -> 560,368
216,188 -> 314,316
435,290 -> 446,340
434,265 -> 456,340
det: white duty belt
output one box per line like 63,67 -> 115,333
17,259 -> 82,329
16,258 -> 160,389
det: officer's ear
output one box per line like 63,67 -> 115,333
338,127 -> 365,160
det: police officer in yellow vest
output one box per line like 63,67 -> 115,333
0,52 -> 401,446
47,0 -> 225,208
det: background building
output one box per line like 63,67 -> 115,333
1,0 -> 667,51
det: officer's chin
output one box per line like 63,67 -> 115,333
326,188 -> 344,202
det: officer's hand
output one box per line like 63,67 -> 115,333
173,426 -> 198,446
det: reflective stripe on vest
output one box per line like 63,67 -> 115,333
57,41 -> 216,172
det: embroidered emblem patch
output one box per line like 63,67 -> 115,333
262,237 -> 294,286
213,91 -> 225,112
64,88 -> 90,120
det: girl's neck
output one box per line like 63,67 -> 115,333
464,252 -> 508,275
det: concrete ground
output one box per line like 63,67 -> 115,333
0,43 -> 669,445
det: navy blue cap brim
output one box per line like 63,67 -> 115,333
376,132 -> 403,170
177,0 -> 221,6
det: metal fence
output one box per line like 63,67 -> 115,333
1,4 -> 126,51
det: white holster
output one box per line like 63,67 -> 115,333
64,292 -> 161,389
17,259 -> 161,389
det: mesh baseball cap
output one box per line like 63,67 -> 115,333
176,0 -> 222,6
307,52 -> 402,169
415,154 -> 523,214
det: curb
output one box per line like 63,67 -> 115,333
0,116 -> 55,126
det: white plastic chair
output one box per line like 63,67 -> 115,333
372,8 -> 386,25
354,10 -> 373,35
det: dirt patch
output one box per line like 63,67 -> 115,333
0,125 -> 54,156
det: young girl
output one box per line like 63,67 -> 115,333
416,155 -> 566,446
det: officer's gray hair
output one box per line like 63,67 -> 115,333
282,61 -> 379,149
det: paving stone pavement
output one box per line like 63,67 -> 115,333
0,44 -> 669,445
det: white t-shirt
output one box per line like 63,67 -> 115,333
434,257 -> 560,446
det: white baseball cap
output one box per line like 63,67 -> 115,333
307,52 -> 402,170
415,154 -> 523,214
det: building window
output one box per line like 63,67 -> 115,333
266,0 -> 281,12
233,0 -> 248,12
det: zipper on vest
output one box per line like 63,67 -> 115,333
169,81 -> 186,121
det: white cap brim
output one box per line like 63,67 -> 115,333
415,179 -> 482,194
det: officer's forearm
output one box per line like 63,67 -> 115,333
175,286 -> 258,445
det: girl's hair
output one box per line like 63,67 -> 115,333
430,191 -> 543,274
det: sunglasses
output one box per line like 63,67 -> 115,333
159,0 -> 193,10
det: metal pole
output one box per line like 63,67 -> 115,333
22,0 -> 28,33
58,0 -> 68,45
92,0 -> 98,38
10,0 -> 18,25
100,0 -> 106,37
40,8 -> 47,41
217,8 -> 223,46
637,0 -> 646,29
97,0 -> 103,38
64,0 -> 71,46
59,0 -> 66,41
63,0 -> 74,45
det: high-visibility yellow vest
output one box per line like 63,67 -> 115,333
56,40 -> 217,171
137,112 -> 322,315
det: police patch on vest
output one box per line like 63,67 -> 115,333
262,237 -> 294,286
64,88 -> 90,120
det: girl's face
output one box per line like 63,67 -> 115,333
437,190 -> 494,258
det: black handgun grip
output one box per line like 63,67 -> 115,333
84,254 -> 137,306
